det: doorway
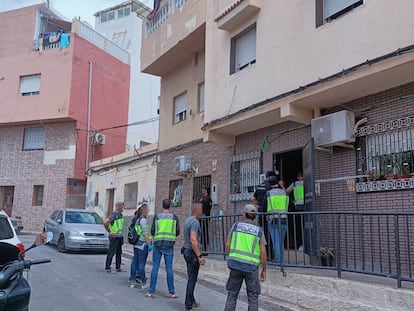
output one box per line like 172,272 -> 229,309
106,189 -> 115,217
273,149 -> 303,248
1,186 -> 15,216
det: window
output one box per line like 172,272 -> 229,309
172,0 -> 187,12
316,0 -> 363,26
118,6 -> 130,18
94,192 -> 99,206
23,127 -> 45,151
355,116 -> 414,192
198,82 -> 205,113
20,74 -> 40,96
32,185 -> 44,206
174,92 -> 187,124
124,182 -> 138,209
230,24 -> 256,74
230,151 -> 260,200
100,13 -> 107,23
193,175 -> 211,203
107,11 -> 115,21
169,179 -> 183,207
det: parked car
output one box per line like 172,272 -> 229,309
0,210 -> 25,254
44,208 -> 109,252
9,216 -> 24,234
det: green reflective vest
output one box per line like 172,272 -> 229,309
228,222 -> 261,266
293,181 -> 304,205
108,215 -> 124,235
154,215 -> 177,243
135,218 -> 150,241
267,188 -> 289,213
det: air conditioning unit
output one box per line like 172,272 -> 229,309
173,155 -> 191,173
94,133 -> 106,145
311,110 -> 355,147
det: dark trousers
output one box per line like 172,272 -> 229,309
183,248 -> 200,310
105,237 -> 123,270
224,268 -> 260,311
200,217 -> 210,252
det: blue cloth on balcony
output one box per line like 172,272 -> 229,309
60,33 -> 70,48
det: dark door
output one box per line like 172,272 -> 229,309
302,138 -> 317,258
2,186 -> 14,216
106,189 -> 115,217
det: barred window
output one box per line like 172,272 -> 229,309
230,151 -> 260,200
169,179 -> 183,207
193,175 -> 211,203
356,116 -> 414,192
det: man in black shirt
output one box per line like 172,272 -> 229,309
199,187 -> 212,253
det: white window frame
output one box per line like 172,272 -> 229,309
323,0 -> 362,20
20,74 -> 41,96
198,82 -> 205,113
231,24 -> 256,74
174,92 -> 187,124
23,127 -> 45,151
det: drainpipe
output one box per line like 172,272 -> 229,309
86,61 -> 93,174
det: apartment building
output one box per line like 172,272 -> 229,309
94,0 -> 161,148
202,0 -> 414,258
0,4 -> 130,230
141,0 -> 231,234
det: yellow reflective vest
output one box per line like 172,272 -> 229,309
108,214 -> 124,235
228,221 -> 262,267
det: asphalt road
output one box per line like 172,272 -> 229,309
20,234 -> 252,311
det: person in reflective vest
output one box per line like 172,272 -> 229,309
266,175 -> 289,265
146,199 -> 180,298
104,201 -> 125,273
287,172 -> 304,211
224,204 -> 267,311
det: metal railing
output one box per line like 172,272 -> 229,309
200,210 -> 414,288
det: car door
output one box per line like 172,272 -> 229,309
46,210 -> 60,243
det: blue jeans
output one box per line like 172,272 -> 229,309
129,247 -> 139,282
149,245 -> 174,294
137,245 -> 149,284
268,218 -> 287,264
183,248 -> 200,309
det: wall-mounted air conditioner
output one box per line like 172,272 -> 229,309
173,155 -> 192,173
94,133 -> 106,145
311,110 -> 355,147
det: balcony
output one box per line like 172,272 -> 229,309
141,0 -> 206,76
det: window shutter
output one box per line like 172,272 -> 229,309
20,75 -> 41,94
175,93 -> 187,114
24,128 -> 45,150
323,0 -> 361,19
235,28 -> 256,70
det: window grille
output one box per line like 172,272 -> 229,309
23,128 -> 45,151
193,175 -> 211,203
169,179 -> 183,207
230,151 -> 260,201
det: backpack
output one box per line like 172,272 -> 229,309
127,217 -> 140,245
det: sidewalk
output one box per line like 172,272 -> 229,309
122,244 -> 414,311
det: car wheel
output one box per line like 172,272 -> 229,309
57,235 -> 66,252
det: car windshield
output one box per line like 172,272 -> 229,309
65,211 -> 103,224
0,216 -> 13,240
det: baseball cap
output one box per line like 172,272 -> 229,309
242,204 -> 257,214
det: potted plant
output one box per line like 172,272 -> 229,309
319,247 -> 335,267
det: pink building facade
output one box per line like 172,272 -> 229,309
0,4 -> 130,230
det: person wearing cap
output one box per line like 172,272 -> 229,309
267,175 -> 289,265
224,204 -> 267,311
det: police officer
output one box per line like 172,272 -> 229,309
287,172 -> 304,211
224,204 -> 267,311
267,176 -> 289,265
146,199 -> 180,298
104,201 -> 125,273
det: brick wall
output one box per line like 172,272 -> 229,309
0,121 -> 77,231
154,141 -> 231,246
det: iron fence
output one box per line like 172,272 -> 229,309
200,210 -> 414,288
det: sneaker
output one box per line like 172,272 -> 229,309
105,269 -> 116,274
129,281 -> 136,289
169,292 -> 179,299
116,268 -> 126,272
140,283 -> 148,290
145,292 -> 154,298
193,302 -> 201,309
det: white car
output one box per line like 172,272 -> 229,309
0,210 -> 25,254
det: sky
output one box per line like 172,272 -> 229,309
0,0 -> 153,26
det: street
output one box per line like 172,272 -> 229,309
20,234 -> 253,311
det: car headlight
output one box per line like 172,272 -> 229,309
68,230 -> 82,237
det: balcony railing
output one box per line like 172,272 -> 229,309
145,0 -> 188,38
201,210 -> 414,288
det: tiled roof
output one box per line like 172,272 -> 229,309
214,0 -> 245,22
